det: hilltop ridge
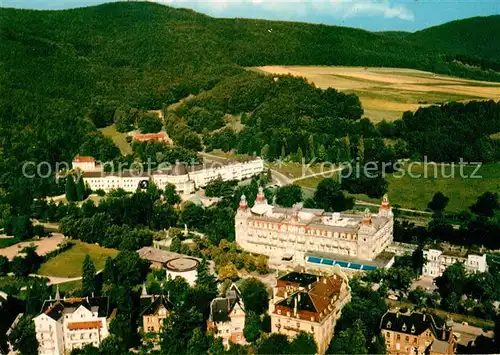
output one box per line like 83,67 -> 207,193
2,1 -> 500,112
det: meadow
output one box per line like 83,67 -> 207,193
272,161 -> 500,212
100,124 -> 133,156
37,240 -> 118,278
255,66 -> 500,122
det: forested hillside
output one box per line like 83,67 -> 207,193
1,1 -> 500,215
410,15 -> 500,60
2,2 -> 500,113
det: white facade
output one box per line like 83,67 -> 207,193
83,174 -> 147,193
34,297 -> 110,355
72,156 -> 99,172
164,257 -> 199,286
422,248 -> 488,277
236,190 -> 394,263
76,157 -> 264,194
208,284 -> 247,347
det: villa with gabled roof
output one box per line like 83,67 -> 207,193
270,266 -> 351,355
33,288 -> 111,355
380,309 -> 456,355
207,283 -> 247,347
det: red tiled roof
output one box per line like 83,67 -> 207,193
133,132 -> 167,142
73,155 -> 96,163
67,320 -> 102,330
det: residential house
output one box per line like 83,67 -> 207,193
140,285 -> 173,335
270,266 -> 351,355
423,249 -> 488,278
207,284 -> 247,347
33,290 -> 111,355
380,310 -> 456,355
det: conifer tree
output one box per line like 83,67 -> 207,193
308,135 -> 315,161
317,144 -> 326,162
297,147 -> 304,163
103,256 -> 115,285
65,173 -> 77,202
261,144 -> 269,158
75,173 -> 86,201
344,135 -> 352,162
82,254 -> 96,296
358,136 -> 365,164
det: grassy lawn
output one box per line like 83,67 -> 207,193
268,162 -> 339,180
350,164 -> 500,212
38,241 -> 118,278
0,237 -> 21,249
291,162 -> 499,213
57,279 -> 82,293
379,163 -> 500,212
208,149 -> 252,160
100,124 -> 132,156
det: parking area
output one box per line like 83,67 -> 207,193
0,233 -> 65,260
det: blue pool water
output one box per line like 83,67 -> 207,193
306,256 -> 378,271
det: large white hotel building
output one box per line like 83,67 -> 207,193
235,188 -> 395,270
71,155 -> 264,194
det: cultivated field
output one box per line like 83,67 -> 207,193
254,66 -> 500,122
38,240 -> 118,278
0,234 -> 65,261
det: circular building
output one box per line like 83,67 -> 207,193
165,257 -> 199,286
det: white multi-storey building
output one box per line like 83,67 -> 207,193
235,188 -> 394,266
33,291 -> 111,355
73,156 -> 264,194
72,155 -> 100,172
422,248 -> 488,278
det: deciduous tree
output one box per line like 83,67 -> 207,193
239,278 -> 268,315
243,311 -> 261,342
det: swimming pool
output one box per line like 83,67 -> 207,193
306,256 -> 377,271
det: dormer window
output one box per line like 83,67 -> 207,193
411,325 -> 416,334
402,323 -> 407,332
386,321 -> 392,328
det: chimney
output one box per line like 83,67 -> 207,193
323,277 -> 327,284
423,314 -> 426,322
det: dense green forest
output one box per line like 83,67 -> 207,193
410,15 -> 500,60
1,1 -> 500,217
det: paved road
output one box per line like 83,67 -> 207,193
28,274 -> 83,285
355,200 -> 432,215
269,168 -> 292,186
451,322 -> 494,337
410,276 -> 437,291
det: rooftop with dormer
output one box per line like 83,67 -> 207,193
239,191 -> 393,235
